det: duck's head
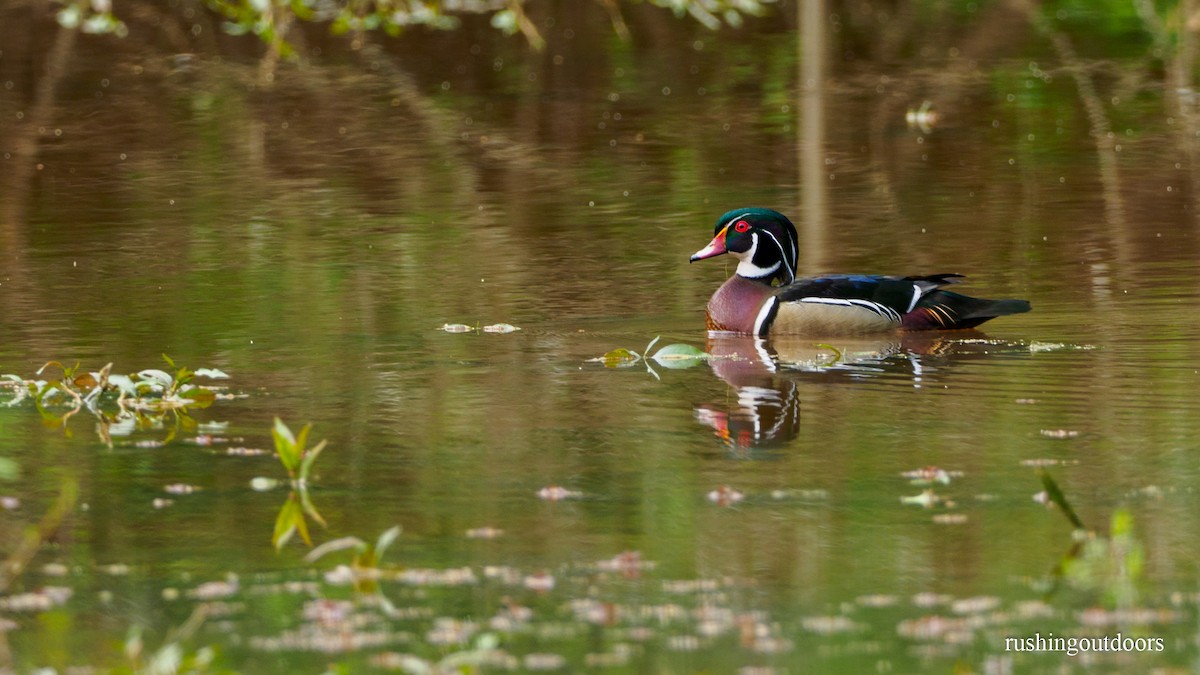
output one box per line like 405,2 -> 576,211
689,207 -> 799,285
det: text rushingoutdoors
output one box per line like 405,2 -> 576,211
1005,632 -> 1164,657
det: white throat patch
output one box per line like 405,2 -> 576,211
733,233 -> 781,279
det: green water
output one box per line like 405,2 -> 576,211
2,2 -> 1200,673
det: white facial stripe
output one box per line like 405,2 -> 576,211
737,260 -> 780,278
733,233 -> 780,279
757,229 -> 795,283
722,212 -> 752,230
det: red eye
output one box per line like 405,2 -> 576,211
734,220 -> 750,233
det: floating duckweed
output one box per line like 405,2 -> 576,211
40,563 -> 69,577
523,653 -> 567,670
911,592 -> 953,608
226,446 -> 269,456
706,485 -> 744,506
483,566 -> 523,584
1020,458 -> 1080,467
163,483 -> 200,494
1039,429 -> 1080,439
537,485 -> 582,501
397,567 -> 478,587
856,594 -> 900,608
523,572 -> 555,591
187,576 -> 239,600
900,489 -> 939,508
950,596 -> 1001,614
666,635 -> 702,651
932,513 -> 968,525
750,636 -> 795,654
425,618 -> 478,645
594,551 -> 653,575
901,466 -> 961,485
250,477 -> 281,491
663,579 -> 720,594
801,615 -> 860,634
482,323 -> 521,333
0,587 -> 72,611
250,624 -> 407,653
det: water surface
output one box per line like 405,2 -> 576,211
1,2 -> 1199,672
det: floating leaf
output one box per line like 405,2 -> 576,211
900,490 -> 939,508
194,368 -> 229,379
482,323 -> 520,334
137,369 -> 174,389
652,343 -> 707,359
537,485 -> 583,501
250,477 -> 280,491
651,343 -> 710,368
73,372 -> 98,390
177,387 -> 216,407
595,348 -> 639,367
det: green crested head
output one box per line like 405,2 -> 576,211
691,207 -> 799,285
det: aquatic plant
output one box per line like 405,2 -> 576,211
121,606 -> 216,675
384,632 -> 502,675
1038,471 -> 1145,608
304,525 -> 402,596
305,525 -> 402,568
587,336 -> 715,378
0,357 -> 230,443
271,417 -> 327,486
270,419 -> 329,551
1063,508 -> 1145,609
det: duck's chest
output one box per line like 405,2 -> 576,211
705,277 -> 775,334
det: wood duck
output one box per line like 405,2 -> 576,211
690,208 -> 1031,336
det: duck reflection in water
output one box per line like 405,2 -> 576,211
694,333 -> 964,455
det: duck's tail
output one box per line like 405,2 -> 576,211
901,290 -> 1031,330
